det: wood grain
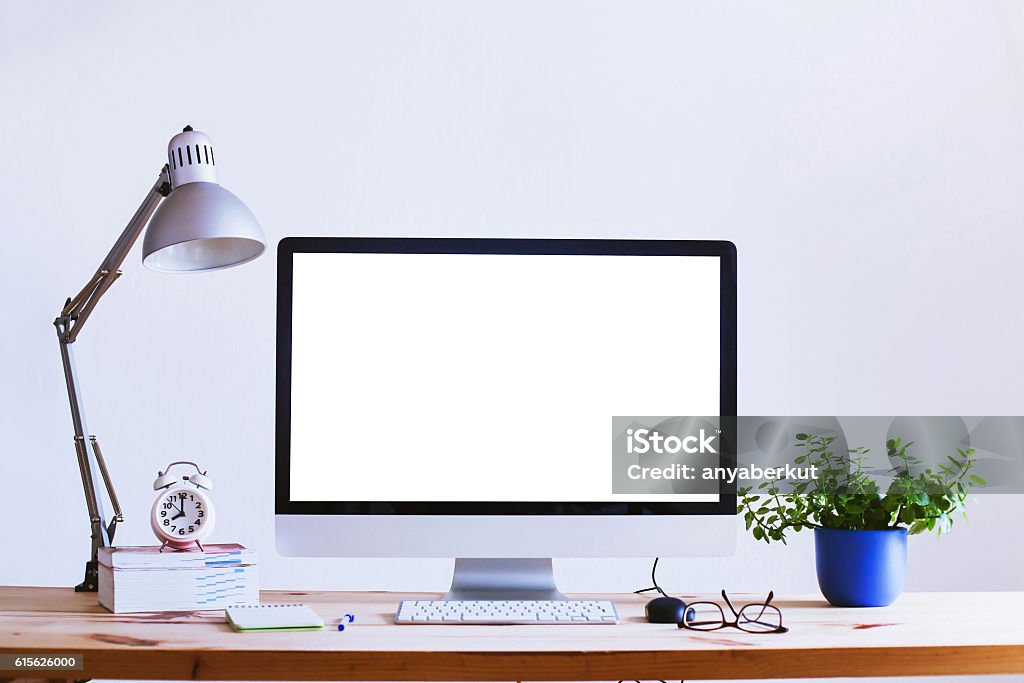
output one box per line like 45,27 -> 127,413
1,587 -> 1023,680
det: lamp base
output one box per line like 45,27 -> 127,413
75,560 -> 99,592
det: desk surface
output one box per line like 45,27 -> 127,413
1,587 -> 1023,681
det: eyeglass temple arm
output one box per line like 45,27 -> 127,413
721,589 -> 740,618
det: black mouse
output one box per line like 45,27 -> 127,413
645,596 -> 692,624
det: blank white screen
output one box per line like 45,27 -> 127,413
289,252 -> 720,502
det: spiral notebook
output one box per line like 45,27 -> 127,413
225,603 -> 324,631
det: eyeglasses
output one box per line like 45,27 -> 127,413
678,590 -> 788,634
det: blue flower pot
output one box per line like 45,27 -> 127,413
814,528 -> 907,607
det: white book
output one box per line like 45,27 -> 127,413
99,543 -> 256,569
99,563 -> 259,613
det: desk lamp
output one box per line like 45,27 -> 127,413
54,126 -> 265,591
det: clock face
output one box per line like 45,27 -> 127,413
155,489 -> 209,540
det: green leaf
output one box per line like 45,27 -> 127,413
969,475 -> 987,486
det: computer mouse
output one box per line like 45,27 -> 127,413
645,596 -> 690,624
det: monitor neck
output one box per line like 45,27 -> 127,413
443,558 -> 567,601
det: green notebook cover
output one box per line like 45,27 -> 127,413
226,603 -> 325,631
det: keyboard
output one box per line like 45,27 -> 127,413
395,599 -> 619,624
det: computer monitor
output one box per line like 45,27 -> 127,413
276,238 -> 737,598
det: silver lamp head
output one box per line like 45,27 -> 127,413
142,127 -> 265,272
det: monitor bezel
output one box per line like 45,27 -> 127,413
276,237 -> 737,516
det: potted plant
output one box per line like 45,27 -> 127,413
738,433 -> 984,607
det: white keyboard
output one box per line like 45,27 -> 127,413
395,599 -> 619,624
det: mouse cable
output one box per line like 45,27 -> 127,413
633,557 -> 668,597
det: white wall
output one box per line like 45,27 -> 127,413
2,1 -> 1023,679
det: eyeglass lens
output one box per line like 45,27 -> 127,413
682,602 -> 726,630
737,603 -> 783,632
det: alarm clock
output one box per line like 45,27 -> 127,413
151,461 -> 215,551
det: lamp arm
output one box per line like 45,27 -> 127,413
60,167 -> 171,343
53,166 -> 171,592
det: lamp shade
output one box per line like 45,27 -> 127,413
142,182 -> 265,272
142,126 -> 265,272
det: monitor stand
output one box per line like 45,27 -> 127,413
443,558 -> 568,601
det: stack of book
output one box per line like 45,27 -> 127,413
98,544 -> 259,613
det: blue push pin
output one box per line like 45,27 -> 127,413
337,614 -> 355,631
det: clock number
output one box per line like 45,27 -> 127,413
188,525 -> 195,533
163,519 -> 169,526
197,509 -> 204,518
179,492 -> 187,500
178,528 -> 185,536
163,502 -> 173,510
160,510 -> 167,518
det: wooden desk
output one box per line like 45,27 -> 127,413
1,587 -> 1023,681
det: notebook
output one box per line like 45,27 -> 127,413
225,603 -> 324,631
